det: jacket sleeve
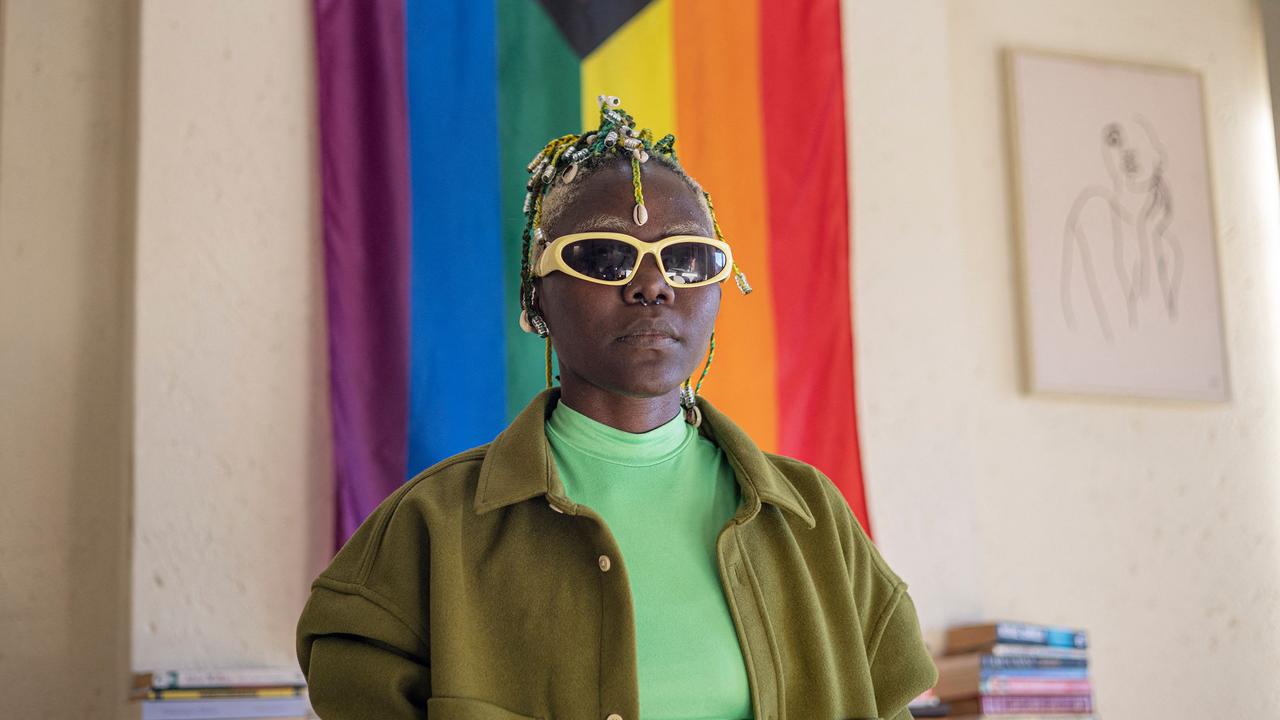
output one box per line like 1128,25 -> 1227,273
866,584 -> 936,719
835,498 -> 938,719
296,485 -> 433,719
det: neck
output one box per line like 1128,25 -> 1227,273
557,369 -> 684,434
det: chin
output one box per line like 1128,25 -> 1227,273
605,363 -> 689,398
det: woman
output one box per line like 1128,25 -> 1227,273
297,97 -> 936,720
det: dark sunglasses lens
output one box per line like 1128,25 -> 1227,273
562,238 -> 638,282
660,242 -> 727,285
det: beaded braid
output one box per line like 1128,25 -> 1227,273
518,95 -> 752,415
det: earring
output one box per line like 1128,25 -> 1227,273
519,309 -> 550,338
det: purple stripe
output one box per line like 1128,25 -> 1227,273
314,0 -> 411,548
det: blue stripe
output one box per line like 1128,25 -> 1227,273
405,0 -> 507,477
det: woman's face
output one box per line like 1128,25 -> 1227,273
535,159 -> 721,399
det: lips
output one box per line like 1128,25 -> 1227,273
616,319 -> 680,346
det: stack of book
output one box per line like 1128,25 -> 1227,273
933,621 -> 1095,719
131,667 -> 313,719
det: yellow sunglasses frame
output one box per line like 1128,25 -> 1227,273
532,231 -> 735,288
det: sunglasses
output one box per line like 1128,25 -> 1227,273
532,231 -> 734,288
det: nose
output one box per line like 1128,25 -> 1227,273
623,253 -> 673,306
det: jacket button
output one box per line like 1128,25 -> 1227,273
598,554 -> 612,572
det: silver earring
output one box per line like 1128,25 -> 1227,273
519,308 -> 550,338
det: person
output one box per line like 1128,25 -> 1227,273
296,96 -> 937,720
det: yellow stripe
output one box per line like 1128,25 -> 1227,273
579,0 -> 675,134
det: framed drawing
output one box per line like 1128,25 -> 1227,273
1007,50 -> 1229,401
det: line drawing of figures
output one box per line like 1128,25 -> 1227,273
1061,115 -> 1183,342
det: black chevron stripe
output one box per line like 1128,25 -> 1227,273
535,0 -> 654,59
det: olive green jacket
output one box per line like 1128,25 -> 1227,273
296,389 -> 937,720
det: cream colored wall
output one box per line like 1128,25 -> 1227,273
0,0 -> 136,717
131,0 -> 329,670
7,0 -> 1277,716
846,0 -> 1280,716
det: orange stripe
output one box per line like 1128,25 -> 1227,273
673,0 -> 779,451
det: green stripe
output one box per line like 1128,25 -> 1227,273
497,0 -> 582,419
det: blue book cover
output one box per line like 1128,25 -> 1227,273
996,621 -> 1088,649
980,667 -> 1090,680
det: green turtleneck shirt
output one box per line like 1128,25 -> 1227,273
545,400 -> 751,720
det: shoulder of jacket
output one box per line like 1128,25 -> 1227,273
398,444 -> 490,501
763,450 -> 904,589
316,444 -> 490,589
761,452 -> 851,520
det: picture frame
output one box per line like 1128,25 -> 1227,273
1006,49 -> 1229,402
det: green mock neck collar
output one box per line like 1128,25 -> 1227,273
546,399 -> 693,468
474,388 -> 817,529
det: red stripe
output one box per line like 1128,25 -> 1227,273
759,0 -> 869,534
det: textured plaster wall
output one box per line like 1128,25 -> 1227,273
0,0 -> 136,717
131,0 -> 330,669
846,0 -> 1280,716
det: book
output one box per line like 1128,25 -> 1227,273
935,651 -> 1088,673
134,667 -> 307,691
933,651 -> 1089,700
907,687 -> 952,717
947,716 -> 1097,720
140,696 -> 311,720
948,693 -> 1094,715
141,686 -> 306,701
946,621 -> 1088,655
979,676 -> 1092,695
987,643 -> 1087,660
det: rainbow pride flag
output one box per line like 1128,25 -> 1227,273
315,0 -> 866,546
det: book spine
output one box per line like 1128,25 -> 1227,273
980,668 -> 1089,681
980,655 -> 1088,670
148,668 -> 307,689
979,677 -> 1093,695
994,622 -> 1088,649
980,694 -> 1094,713
141,697 -> 310,720
147,687 -> 304,700
989,643 -> 1088,659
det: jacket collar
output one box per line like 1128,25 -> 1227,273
474,388 -> 816,529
